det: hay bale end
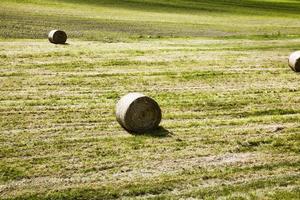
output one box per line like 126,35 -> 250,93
48,30 -> 67,44
116,93 -> 162,133
288,51 -> 300,72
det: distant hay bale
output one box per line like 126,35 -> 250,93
48,30 -> 67,44
116,93 -> 162,133
288,51 -> 300,72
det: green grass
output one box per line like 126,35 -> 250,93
1,0 -> 300,41
1,0 -> 300,199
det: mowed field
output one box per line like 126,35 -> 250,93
1,0 -> 300,199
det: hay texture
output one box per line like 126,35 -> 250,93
48,30 -> 67,44
116,93 -> 162,133
288,51 -> 300,72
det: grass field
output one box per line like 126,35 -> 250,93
1,0 -> 300,199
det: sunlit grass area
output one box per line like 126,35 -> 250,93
0,0 -> 300,199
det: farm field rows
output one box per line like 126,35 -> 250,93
0,0 -> 300,199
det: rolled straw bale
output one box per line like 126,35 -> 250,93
116,93 -> 162,133
288,51 -> 300,72
48,30 -> 67,44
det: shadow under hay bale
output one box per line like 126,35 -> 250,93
48,30 -> 67,44
129,126 -> 173,137
288,51 -> 300,72
116,93 -> 162,133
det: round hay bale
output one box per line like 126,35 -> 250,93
48,30 -> 67,44
288,51 -> 300,72
116,93 -> 162,133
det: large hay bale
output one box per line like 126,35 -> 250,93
288,51 -> 300,72
116,93 -> 162,133
48,30 -> 67,44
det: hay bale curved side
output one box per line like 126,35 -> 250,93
116,93 -> 162,133
48,30 -> 67,44
288,51 -> 300,72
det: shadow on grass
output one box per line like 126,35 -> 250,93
130,126 -> 174,138
50,42 -> 70,45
